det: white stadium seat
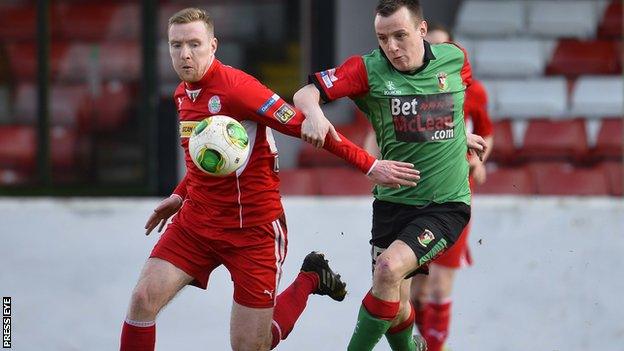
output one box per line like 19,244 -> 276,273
472,40 -> 553,78
527,1 -> 599,38
456,1 -> 525,37
570,76 -> 624,117
490,78 -> 568,118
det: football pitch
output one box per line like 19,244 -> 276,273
1,196 -> 622,350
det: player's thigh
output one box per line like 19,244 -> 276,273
375,239 -> 419,281
224,217 -> 287,309
130,258 -> 194,313
230,302 -> 274,351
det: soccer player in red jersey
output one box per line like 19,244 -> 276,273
409,24 -> 494,351
119,8 -> 421,351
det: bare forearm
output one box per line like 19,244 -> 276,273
293,84 -> 325,119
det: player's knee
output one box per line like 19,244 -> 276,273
374,256 -> 403,285
129,285 -> 160,317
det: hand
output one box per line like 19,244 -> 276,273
470,162 -> 487,185
301,113 -> 341,148
467,133 -> 487,161
367,160 -> 421,188
144,195 -> 183,236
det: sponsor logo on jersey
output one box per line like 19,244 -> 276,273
437,72 -> 448,91
320,68 -> 338,88
179,121 -> 200,138
417,229 -> 435,247
274,103 -> 296,123
177,97 -> 185,109
186,88 -> 201,102
208,95 -> 221,113
258,93 -> 280,114
389,93 -> 455,143
418,238 -> 447,266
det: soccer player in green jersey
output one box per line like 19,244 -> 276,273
293,1 -> 487,350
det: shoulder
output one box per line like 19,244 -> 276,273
173,82 -> 185,98
433,42 -> 468,62
219,63 -> 261,90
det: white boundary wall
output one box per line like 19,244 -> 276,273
1,196 -> 623,350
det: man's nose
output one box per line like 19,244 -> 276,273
180,45 -> 191,59
388,39 -> 399,52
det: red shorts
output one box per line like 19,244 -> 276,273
432,220 -> 473,268
150,214 -> 288,308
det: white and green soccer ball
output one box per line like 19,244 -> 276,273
188,115 -> 250,177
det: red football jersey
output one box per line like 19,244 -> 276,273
171,59 -> 376,228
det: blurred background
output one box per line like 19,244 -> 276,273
0,0 -> 623,350
0,0 -> 621,196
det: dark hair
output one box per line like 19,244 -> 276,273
428,23 -> 454,41
375,0 -> 423,20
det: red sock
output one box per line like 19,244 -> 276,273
414,300 -> 431,336
362,291 -> 400,320
270,271 -> 318,349
120,320 -> 156,351
387,303 -> 415,334
423,301 -> 451,351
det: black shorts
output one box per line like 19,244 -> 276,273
370,200 -> 471,275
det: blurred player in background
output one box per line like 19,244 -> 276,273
293,1 -> 487,350
409,23 -> 494,351
119,7 -> 421,351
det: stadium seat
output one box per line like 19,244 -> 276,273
0,125 -> 36,170
5,42 -> 69,82
54,3 -> 139,41
87,81 -> 134,132
0,4 -> 37,41
570,76 -> 624,117
600,161 -> 623,196
520,119 -> 589,162
14,84 -> 88,127
527,1 -> 598,38
473,40 -> 551,78
598,1 -> 623,39
57,42 -> 141,83
279,169 -> 319,195
474,166 -> 535,195
493,78 -> 567,118
0,168 -> 33,186
456,1 -> 525,37
50,126 -> 78,170
530,162 -> 609,196
489,120 -> 516,164
546,40 -> 621,77
316,168 -> 373,196
593,118 -> 623,160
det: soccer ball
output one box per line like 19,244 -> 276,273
188,115 -> 250,176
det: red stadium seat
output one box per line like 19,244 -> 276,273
600,161 -> 623,196
546,40 -> 621,77
598,1 -> 623,39
85,81 -> 134,132
5,42 -> 69,82
474,166 -> 535,195
520,118 -> 588,162
57,42 -> 141,83
54,3 -> 139,41
0,125 -> 36,170
14,83 -> 89,127
50,127 -> 78,170
489,119 -> 516,164
316,168 -> 374,196
530,162 -> 609,195
593,118 -> 622,160
279,169 -> 319,195
0,4 -> 37,41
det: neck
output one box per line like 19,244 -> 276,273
185,57 -> 215,89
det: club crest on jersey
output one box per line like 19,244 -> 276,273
208,95 -> 221,113
437,72 -> 448,91
417,229 -> 435,247
274,103 -> 296,123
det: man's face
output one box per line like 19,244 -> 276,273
168,21 -> 217,83
425,29 -> 450,45
374,7 -> 427,72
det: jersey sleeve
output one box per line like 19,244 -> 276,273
229,75 -> 376,174
450,42 -> 473,89
467,81 -> 493,137
308,55 -> 369,103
